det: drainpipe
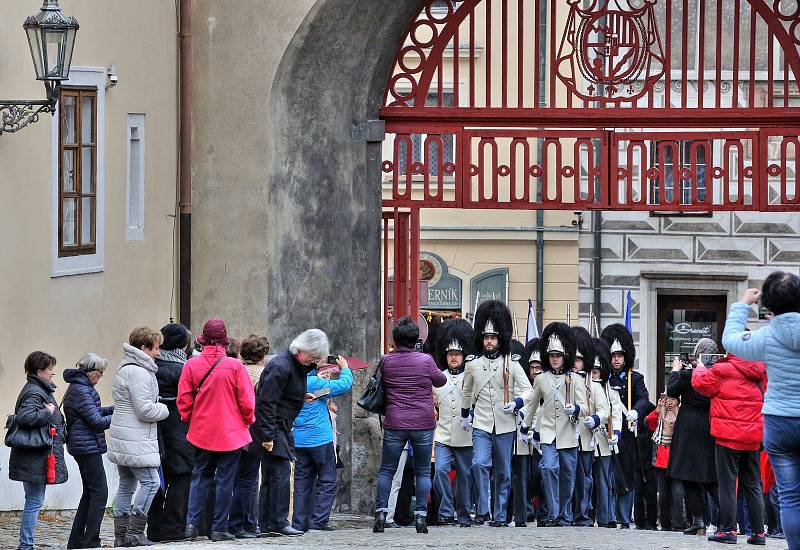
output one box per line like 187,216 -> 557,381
178,0 -> 192,328
535,0 -> 547,329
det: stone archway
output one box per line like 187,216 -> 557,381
265,0 -> 424,512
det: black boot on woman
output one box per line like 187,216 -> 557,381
683,519 -> 706,536
415,515 -> 428,534
373,511 -> 386,533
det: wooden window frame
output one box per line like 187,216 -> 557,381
58,87 -> 97,257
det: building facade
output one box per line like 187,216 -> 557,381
0,0 -> 178,509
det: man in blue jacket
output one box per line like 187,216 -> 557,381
290,356 -> 354,532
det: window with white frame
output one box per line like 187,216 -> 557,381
126,114 -> 145,241
51,67 -> 106,277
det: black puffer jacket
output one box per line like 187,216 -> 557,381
63,369 -> 113,457
155,356 -> 194,475
9,375 -> 68,484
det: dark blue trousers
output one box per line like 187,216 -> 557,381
228,447 -> 261,534
291,442 -> 338,531
186,448 -> 241,533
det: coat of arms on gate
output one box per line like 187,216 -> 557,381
556,0 -> 665,104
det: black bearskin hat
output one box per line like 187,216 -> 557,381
521,338 -> 542,367
539,322 -> 577,372
600,323 -> 636,370
435,318 -> 476,370
473,300 -> 514,356
592,337 -> 611,384
572,326 -> 595,374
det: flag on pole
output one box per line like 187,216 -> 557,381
526,298 -> 539,342
624,290 -> 633,333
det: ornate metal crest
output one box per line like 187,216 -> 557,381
556,0 -> 665,104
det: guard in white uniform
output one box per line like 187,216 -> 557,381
460,300 -> 533,527
519,322 -> 587,527
432,319 -> 475,527
570,327 -> 610,526
591,337 -> 624,528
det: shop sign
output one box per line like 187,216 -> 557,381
666,321 -> 715,354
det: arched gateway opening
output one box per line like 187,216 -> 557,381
380,0 -> 800,348
265,0 -> 800,511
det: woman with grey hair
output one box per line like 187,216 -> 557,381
251,328 -> 328,537
63,353 -> 114,549
665,338 -> 720,536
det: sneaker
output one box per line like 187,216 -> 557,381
747,532 -> 767,545
768,530 -> 786,540
708,530 -> 738,544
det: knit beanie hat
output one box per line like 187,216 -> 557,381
161,323 -> 190,351
197,318 -> 230,346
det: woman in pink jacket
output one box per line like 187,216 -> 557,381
177,318 -> 256,542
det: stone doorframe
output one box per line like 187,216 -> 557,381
639,268 -> 749,397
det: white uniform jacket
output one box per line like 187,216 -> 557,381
434,370 -> 473,448
576,379 -> 611,453
521,371 -> 588,450
461,355 -> 533,436
594,383 -> 624,457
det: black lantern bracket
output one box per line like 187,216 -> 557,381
0,0 -> 79,135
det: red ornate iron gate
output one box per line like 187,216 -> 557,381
380,0 -> 800,348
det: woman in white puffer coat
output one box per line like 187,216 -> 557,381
108,327 -> 169,547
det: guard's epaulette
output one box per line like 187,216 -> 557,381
465,354 -> 477,362
510,354 -> 521,362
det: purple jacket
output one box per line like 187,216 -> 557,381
382,347 -> 447,430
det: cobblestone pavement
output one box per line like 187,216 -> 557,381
0,512 -> 790,549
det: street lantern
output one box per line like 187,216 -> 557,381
1,0 -> 79,134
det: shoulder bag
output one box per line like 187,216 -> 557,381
357,357 -> 386,415
5,393 -> 53,449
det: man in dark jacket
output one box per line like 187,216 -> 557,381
251,329 -> 329,537
147,323 -> 193,542
601,323 -> 650,529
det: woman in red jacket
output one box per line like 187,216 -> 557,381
692,354 -> 768,545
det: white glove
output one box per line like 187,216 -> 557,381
563,403 -> 576,415
626,409 -> 639,423
502,402 -> 516,415
531,439 -> 542,453
517,427 -> 533,444
460,416 -> 472,431
583,416 -> 598,430
608,434 -> 619,449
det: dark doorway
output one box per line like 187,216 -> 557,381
656,294 -> 727,394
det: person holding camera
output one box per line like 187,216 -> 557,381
9,352 -> 67,550
666,338 -> 719,536
291,355 -> 353,532
251,328 -> 331,537
722,272 -> 800,550
177,319 -> 256,542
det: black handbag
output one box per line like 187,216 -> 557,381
357,357 -> 386,415
4,414 -> 52,449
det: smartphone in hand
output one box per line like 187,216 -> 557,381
313,387 -> 332,399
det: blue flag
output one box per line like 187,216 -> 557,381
624,290 -> 633,333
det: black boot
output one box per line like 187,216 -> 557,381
113,515 -> 129,547
415,515 -> 428,534
683,519 -> 706,536
373,511 -> 387,533
124,513 -> 155,547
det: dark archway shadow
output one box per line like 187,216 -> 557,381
266,0 -> 425,512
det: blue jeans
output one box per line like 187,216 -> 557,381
614,488 -> 635,525
292,442 -> 338,531
573,450 -> 594,525
186,448 -> 242,533
593,455 -> 614,525
540,444 -> 578,524
19,482 -> 46,550
229,448 -> 261,534
472,429 -> 514,523
764,414 -> 800,550
375,429 -> 434,515
115,465 -> 160,517
433,443 -> 473,524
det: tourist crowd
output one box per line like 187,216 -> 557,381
6,271 -> 800,550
